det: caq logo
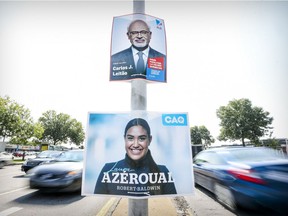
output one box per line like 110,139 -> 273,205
162,114 -> 188,126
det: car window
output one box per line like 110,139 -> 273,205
194,152 -> 226,165
227,148 -> 287,162
56,151 -> 83,162
37,151 -> 62,158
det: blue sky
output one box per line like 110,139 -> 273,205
1,1 -> 287,144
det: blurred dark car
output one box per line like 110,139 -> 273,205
28,150 -> 83,193
21,150 -> 63,173
193,147 -> 288,215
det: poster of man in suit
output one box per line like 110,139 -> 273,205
110,14 -> 167,82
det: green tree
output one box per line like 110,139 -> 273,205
39,110 -> 85,145
190,126 -> 215,149
264,139 -> 279,149
30,122 -> 44,144
68,119 -> 85,145
0,96 -> 34,143
216,98 -> 273,146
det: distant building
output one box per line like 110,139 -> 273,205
191,144 -> 203,157
260,138 -> 288,154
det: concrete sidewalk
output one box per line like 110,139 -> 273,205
107,197 -> 192,216
99,190 -> 236,216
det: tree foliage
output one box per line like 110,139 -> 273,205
261,138 -> 279,149
190,125 -> 215,149
1,96 -> 85,146
39,110 -> 85,145
216,98 -> 273,146
31,122 -> 45,144
0,96 -> 35,143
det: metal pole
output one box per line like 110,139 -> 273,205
129,1 -> 148,216
131,79 -> 147,111
131,0 -> 146,111
286,138 -> 288,155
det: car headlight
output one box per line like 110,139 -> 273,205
65,170 -> 82,177
25,170 -> 36,177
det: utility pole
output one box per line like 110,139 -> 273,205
129,1 -> 148,216
131,0 -> 147,112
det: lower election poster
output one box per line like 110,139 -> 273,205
82,111 -> 195,198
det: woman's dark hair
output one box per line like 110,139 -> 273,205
124,118 -> 151,138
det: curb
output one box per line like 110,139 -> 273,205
96,198 -> 119,216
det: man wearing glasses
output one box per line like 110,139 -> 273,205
110,19 -> 166,81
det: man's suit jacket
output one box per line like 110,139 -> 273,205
110,46 -> 166,81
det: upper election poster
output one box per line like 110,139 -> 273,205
82,111 -> 194,198
110,14 -> 167,82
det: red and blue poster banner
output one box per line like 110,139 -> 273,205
82,111 -> 194,198
110,14 -> 167,82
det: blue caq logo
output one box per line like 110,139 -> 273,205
162,114 -> 188,126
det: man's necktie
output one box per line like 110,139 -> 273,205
137,51 -> 145,73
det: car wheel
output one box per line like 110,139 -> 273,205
0,161 -> 5,169
214,183 -> 237,211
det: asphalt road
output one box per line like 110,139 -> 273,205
0,165 -> 111,216
1,164 -> 238,216
184,188 -> 235,216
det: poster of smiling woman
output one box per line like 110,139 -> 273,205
82,111 -> 194,198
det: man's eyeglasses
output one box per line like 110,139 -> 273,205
128,30 -> 151,36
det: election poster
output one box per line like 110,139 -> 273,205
82,111 -> 195,198
110,13 -> 167,82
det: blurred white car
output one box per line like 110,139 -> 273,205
0,152 -> 14,168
